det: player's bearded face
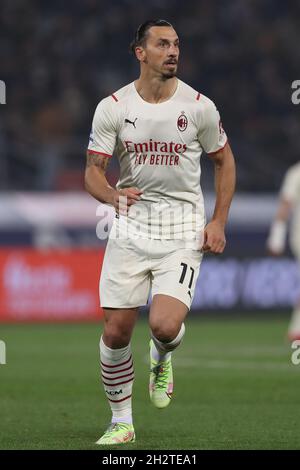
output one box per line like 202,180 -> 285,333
144,27 -> 179,79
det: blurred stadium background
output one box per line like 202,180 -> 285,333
1,0 -> 300,450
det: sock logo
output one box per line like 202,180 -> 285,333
105,389 -> 123,396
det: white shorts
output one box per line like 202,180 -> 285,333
99,237 -> 203,310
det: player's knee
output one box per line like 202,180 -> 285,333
150,321 -> 180,343
103,323 -> 131,348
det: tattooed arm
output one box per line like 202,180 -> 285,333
84,150 -> 117,205
84,150 -> 142,211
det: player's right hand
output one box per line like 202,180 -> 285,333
112,187 -> 143,214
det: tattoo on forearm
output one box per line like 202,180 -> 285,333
86,151 -> 110,171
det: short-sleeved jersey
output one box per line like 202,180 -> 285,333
280,162 -> 300,255
88,79 -> 228,241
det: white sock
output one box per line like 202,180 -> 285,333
151,323 -> 186,363
100,336 -> 134,425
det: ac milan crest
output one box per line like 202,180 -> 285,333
177,112 -> 188,132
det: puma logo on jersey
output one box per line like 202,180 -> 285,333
125,118 -> 137,128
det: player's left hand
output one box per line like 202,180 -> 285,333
202,220 -> 226,254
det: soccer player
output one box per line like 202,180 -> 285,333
85,19 -> 236,445
267,162 -> 300,341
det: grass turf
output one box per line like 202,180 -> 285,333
0,317 -> 299,450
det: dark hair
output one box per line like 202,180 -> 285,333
130,19 -> 173,56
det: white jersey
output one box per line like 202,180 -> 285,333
280,162 -> 300,256
88,79 -> 227,242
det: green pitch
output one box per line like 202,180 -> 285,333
0,316 -> 299,450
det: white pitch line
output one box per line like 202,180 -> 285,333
142,355 -> 299,372
181,345 -> 290,357
174,358 -> 298,371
